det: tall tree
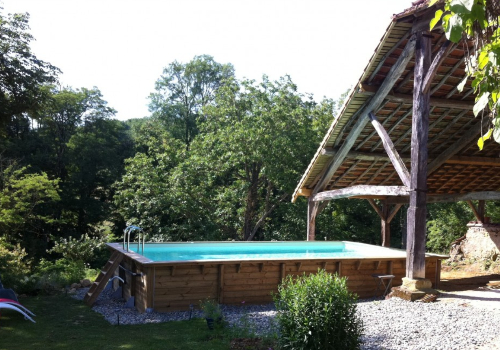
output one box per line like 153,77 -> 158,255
148,55 -> 235,149
170,76 -> 334,241
0,11 -> 59,128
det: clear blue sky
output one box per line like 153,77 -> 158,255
2,0 -> 410,121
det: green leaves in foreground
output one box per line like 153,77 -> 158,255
429,0 -> 500,150
274,270 -> 363,350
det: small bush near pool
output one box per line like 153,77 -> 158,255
274,269 -> 363,350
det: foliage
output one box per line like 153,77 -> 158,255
35,258 -> 86,290
149,55 -> 235,149
48,233 -> 112,265
0,165 -> 60,243
199,298 -> 223,320
274,269 -> 363,350
114,121 -> 186,239
0,237 -> 33,293
426,202 -> 472,253
169,76 -> 334,241
0,10 -> 59,128
430,0 -> 500,148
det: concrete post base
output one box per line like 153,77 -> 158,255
388,278 -> 438,301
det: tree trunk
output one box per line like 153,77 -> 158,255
243,163 -> 260,240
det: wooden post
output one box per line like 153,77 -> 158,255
406,30 -> 431,280
307,197 -> 318,241
478,200 -> 485,223
218,264 -> 224,303
381,201 -> 391,247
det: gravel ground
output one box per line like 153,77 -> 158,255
73,288 -> 500,349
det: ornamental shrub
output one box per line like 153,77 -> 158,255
274,269 -> 363,350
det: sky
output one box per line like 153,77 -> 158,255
2,0 -> 410,121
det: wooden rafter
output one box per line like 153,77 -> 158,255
371,109 -> 413,151
427,122 -> 482,175
427,110 -> 468,147
359,84 -> 473,110
355,103 -> 404,151
401,107 -> 448,153
312,35 -> 416,195
368,30 -> 412,83
368,112 -> 410,187
423,40 -> 452,94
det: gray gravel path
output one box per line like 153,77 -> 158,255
73,288 -> 500,349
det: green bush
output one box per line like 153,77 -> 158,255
274,269 -> 363,350
49,233 -> 113,268
0,238 -> 35,293
35,258 -> 86,290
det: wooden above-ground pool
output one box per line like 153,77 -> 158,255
105,241 -> 446,312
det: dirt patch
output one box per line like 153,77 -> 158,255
230,338 -> 269,350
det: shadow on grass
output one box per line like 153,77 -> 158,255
0,295 -> 230,350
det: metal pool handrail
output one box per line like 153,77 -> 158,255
123,226 -> 146,254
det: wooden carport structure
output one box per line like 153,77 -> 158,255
293,0 -> 500,285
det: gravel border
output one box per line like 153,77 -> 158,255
73,288 -> 500,349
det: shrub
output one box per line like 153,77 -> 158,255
35,258 -> 86,291
49,233 -> 113,268
0,238 -> 35,293
274,269 -> 363,350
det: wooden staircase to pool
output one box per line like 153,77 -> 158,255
84,250 -> 123,306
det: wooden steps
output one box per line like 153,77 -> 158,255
83,251 -> 123,306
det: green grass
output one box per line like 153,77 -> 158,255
0,294 -> 232,350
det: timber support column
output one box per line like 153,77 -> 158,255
406,30 -> 430,281
307,197 -> 318,241
381,201 -> 391,247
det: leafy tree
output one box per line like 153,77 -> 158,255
0,10 -> 59,128
0,165 -> 60,256
169,76 -> 334,241
65,118 -> 133,234
114,120 -> 187,239
430,0 -> 500,148
426,202 -> 472,253
148,55 -> 235,149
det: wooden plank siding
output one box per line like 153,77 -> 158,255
117,256 -> 444,312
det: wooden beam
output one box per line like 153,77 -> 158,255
322,147 -> 500,167
388,191 -> 500,204
296,188 -> 312,197
307,198 -> 318,241
430,56 -> 465,95
422,40 -> 452,94
367,199 -> 384,219
387,204 -> 403,223
427,122 -> 482,175
313,185 -> 409,202
445,156 -> 500,167
478,200 -> 485,223
313,35 -> 416,194
406,30 -> 431,280
466,200 -> 481,222
369,112 -> 411,187
355,103 -> 404,151
359,84 -> 473,110
381,200 -> 390,247
368,30 -> 412,83
218,264 -> 224,303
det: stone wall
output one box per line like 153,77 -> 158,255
456,223 -> 500,261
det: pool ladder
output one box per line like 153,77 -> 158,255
123,225 -> 146,255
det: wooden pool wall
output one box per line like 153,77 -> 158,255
111,245 -> 443,312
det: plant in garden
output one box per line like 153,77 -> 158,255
429,0 -> 500,149
274,269 -> 363,350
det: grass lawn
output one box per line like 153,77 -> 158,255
0,294 -> 234,350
